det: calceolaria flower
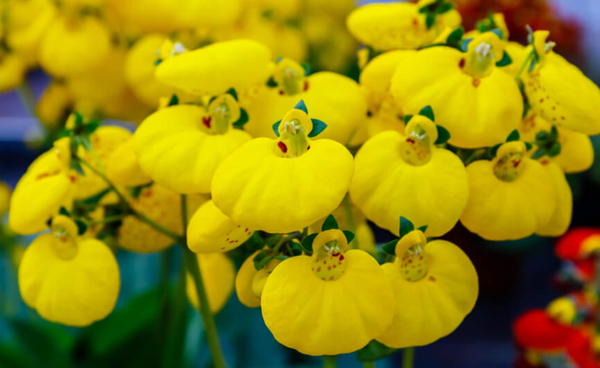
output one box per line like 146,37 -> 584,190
186,253 -> 236,314
378,219 -> 478,348
391,31 -> 523,148
106,137 -> 152,187
212,101 -> 354,233
235,250 -> 264,308
461,141 -> 556,240
134,101 -> 252,194
261,228 -> 395,356
536,161 -> 572,237
351,109 -> 469,237
522,30 -> 600,135
18,215 -> 120,327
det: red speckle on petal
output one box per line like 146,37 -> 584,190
339,254 -> 344,261
278,141 -> 287,153
317,267 -> 321,272
472,79 -> 481,88
202,116 -> 211,128
279,90 -> 284,95
304,81 -> 309,91
307,145 -> 310,150
459,58 -> 465,69
540,98 -> 544,103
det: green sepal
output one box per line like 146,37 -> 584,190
253,250 -> 269,270
524,142 -> 533,151
154,58 -> 162,66
550,125 -> 559,139
425,13 -> 436,29
489,144 -> 501,158
418,105 -> 435,122
289,241 -> 303,256
342,230 -> 355,244
531,149 -> 545,159
208,96 -> 217,105
167,94 -> 179,106
272,120 -> 282,137
399,216 -> 414,238
446,27 -> 464,48
382,239 -> 399,256
69,157 -> 84,175
435,125 -> 451,145
266,77 -> 278,87
232,108 -> 249,128
255,254 -> 288,271
548,142 -> 561,157
301,233 -> 318,253
275,56 -> 283,63
528,58 -> 538,73
506,129 -> 520,142
73,111 -> 84,127
403,115 -> 413,124
496,51 -> 512,67
490,28 -> 503,39
438,2 -> 454,13
461,38 -> 473,52
243,231 -> 265,252
84,120 -> 100,135
295,100 -> 308,114
225,88 -> 238,101
357,341 -> 399,362
308,119 -> 327,137
322,214 -> 338,231
76,135 -> 92,151
59,207 -> 71,217
129,183 -> 152,199
301,62 -> 311,76
75,219 -> 87,235
418,225 -> 428,233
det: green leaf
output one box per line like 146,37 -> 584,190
301,233 -> 318,253
84,120 -> 100,135
382,239 -> 399,255
243,231 -> 265,252
342,230 -> 355,244
59,207 -> 71,217
524,142 -> 533,151
425,13 -> 436,30
272,120 -> 281,137
0,343 -> 36,368
10,319 -> 74,368
322,215 -> 338,231
265,234 -> 280,248
418,225 -> 428,233
403,115 -> 413,124
73,111 -> 84,127
536,130 -> 549,141
526,24 -> 534,44
75,219 -> 88,235
435,125 -> 451,145
496,51 -> 512,67
531,149 -> 546,159
253,250 -> 269,270
446,27 -> 464,47
266,77 -> 278,87
439,2 -> 454,13
489,144 -> 501,158
225,88 -> 238,101
357,340 -> 399,362
308,119 -> 327,137
232,108 -> 249,128
550,125 -> 559,139
294,100 -> 308,114
548,142 -> 561,157
490,28 -> 503,39
70,157 -> 84,175
418,105 -> 435,121
301,62 -> 311,75
167,94 -> 179,106
506,129 -> 520,142
461,38 -> 473,52
290,241 -> 303,256
399,216 -> 414,238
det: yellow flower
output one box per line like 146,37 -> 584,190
461,141 -> 556,240
235,250 -> 263,308
212,103 -> 354,233
0,182 -> 11,218
9,139 -> 74,235
261,229 -> 395,356
391,32 -> 523,148
18,216 -> 120,327
378,229 -> 478,348
536,162 -> 572,237
518,112 -> 593,174
106,137 -> 152,187
5,0 -> 55,60
155,39 -> 272,97
134,104 -> 252,194
243,67 -> 367,145
36,82 -> 72,130
523,30 -> 600,135
186,253 -> 235,314
0,53 -> 26,93
346,1 -> 461,51
351,115 -> 469,237
187,200 -> 253,253
39,15 -> 111,77
118,185 -> 206,253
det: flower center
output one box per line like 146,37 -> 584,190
311,241 -> 347,281
50,216 -> 79,260
399,124 -> 432,166
198,94 -> 240,135
494,152 -> 523,182
252,258 -> 282,298
460,32 -> 504,80
275,118 -> 310,158
273,58 -> 308,96
400,244 -> 428,282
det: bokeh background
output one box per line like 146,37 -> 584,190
1,1 -> 600,367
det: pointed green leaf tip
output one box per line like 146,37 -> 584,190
167,94 -> 179,106
343,230 -> 355,244
322,215 -> 339,231
308,119 -> 327,138
232,108 -> 249,128
295,100 -> 308,114
225,88 -> 238,101
435,125 -> 451,145
446,27 -> 464,48
399,216 -> 415,238
75,219 -> 88,236
59,207 -> 71,217
301,233 -> 318,253
506,129 -> 520,142
418,225 -> 428,233
490,28 -> 503,40
418,105 -> 435,122
496,51 -> 512,67
272,120 -> 281,137
382,239 -> 399,255
461,38 -> 473,52
403,115 -> 413,124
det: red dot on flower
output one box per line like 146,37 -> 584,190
278,141 -> 287,153
202,116 -> 211,128
459,58 -> 465,69
304,81 -> 309,91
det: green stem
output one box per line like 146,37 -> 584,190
181,194 -> 227,368
343,195 -> 359,249
324,356 -> 337,368
514,50 -> 535,82
273,232 -> 301,253
402,347 -> 415,368
16,79 -> 36,117
86,214 -> 125,226
363,362 -> 375,368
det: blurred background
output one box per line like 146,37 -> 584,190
1,0 -> 600,367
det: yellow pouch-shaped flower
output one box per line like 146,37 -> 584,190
391,33 -> 523,148
461,141 -> 556,240
106,137 -> 152,187
347,1 -> 461,51
212,103 -> 354,234
124,34 -> 175,108
378,230 -> 478,348
523,31 -> 600,135
536,162 -> 572,237
351,115 -> 469,237
5,0 -> 55,59
155,39 -> 272,96
187,200 -> 253,253
39,16 -> 111,77
235,250 -> 263,308
186,253 -> 235,314
134,104 -> 252,194
9,142 -> 74,235
173,0 -> 241,29
0,53 -> 25,93
36,82 -> 72,130
19,218 -> 120,327
261,229 -> 395,356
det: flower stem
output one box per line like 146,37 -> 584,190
86,214 -> 125,226
16,79 -> 36,117
343,195 -> 359,249
324,355 -> 337,368
514,50 -> 535,82
181,195 -> 227,368
402,347 -> 415,368
273,232 -> 301,253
